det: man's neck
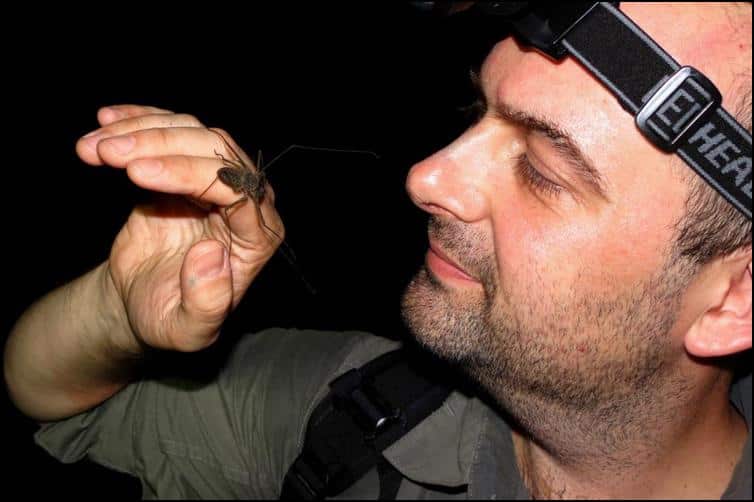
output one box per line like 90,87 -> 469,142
509,373 -> 748,499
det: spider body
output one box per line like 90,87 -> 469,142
217,166 -> 266,204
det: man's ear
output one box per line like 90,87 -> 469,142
685,257 -> 752,358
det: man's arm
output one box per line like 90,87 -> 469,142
3,261 -> 144,422
28,327 -> 397,499
5,104 -> 286,423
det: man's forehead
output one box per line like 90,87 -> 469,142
479,4 -> 745,99
477,3 -> 751,170
479,4 -> 750,106
479,38 -> 625,166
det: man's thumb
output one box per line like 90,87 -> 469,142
174,239 -> 232,351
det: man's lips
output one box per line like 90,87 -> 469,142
426,241 -> 479,283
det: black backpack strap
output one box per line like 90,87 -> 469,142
279,348 -> 453,500
376,455 -> 402,500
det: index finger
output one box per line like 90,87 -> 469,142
98,104 -> 175,126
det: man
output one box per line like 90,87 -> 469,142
4,2 -> 751,499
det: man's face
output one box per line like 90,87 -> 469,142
401,3 -> 747,428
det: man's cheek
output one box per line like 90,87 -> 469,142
492,213 -> 645,298
489,174 -> 682,296
606,175 -> 687,277
492,211 -> 586,290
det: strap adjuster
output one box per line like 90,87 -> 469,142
636,66 -> 722,153
330,368 -> 400,436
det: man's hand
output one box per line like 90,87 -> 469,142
3,104 -> 282,421
78,104 -> 284,352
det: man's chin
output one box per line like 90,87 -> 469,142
401,267 -> 444,344
401,265 -> 489,364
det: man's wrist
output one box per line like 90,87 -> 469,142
94,261 -> 148,360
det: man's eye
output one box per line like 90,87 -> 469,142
514,153 -> 563,197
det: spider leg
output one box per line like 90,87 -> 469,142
252,200 -> 283,243
207,127 -> 249,166
197,176 -> 220,201
224,195 -> 249,218
261,145 -> 379,173
216,206 -> 236,311
251,202 -> 317,295
222,196 -> 250,268
213,149 -> 249,171
276,240 -> 317,296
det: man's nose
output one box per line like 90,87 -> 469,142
405,125 -> 500,222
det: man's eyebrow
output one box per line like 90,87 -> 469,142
495,102 -> 608,199
469,74 -> 608,200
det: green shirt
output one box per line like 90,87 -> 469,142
34,328 -> 752,499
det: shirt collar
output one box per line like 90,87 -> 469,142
382,390 -> 528,499
722,372 -> 751,500
382,372 -> 751,500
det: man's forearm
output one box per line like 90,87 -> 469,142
3,261 -> 145,422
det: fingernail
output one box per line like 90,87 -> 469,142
103,135 -> 135,155
100,107 -> 124,124
81,133 -> 102,153
130,159 -> 162,177
196,248 -> 227,279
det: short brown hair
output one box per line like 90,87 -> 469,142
672,8 -> 751,266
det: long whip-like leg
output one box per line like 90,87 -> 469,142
203,127 -> 376,297
262,144 -> 379,173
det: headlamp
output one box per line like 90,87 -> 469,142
414,2 -> 752,220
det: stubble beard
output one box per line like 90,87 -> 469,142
401,218 -> 694,464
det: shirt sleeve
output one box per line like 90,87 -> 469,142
33,327 -> 398,499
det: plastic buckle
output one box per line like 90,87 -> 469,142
636,66 -> 722,153
348,386 -> 399,437
330,369 -> 399,437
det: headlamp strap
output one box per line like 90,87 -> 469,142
560,3 -> 752,219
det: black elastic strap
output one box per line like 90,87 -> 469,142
377,456 -> 403,500
279,349 -> 453,500
561,3 -> 752,219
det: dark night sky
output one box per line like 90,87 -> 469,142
2,4 -> 506,497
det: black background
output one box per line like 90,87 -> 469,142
2,4 -> 505,498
